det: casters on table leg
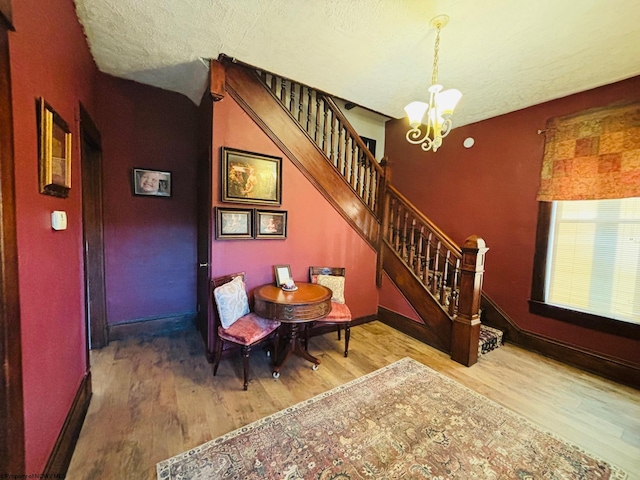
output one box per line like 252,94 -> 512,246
312,364 -> 319,371
272,371 -> 280,379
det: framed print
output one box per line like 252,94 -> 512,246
132,168 -> 172,197
38,97 -> 71,198
255,210 -> 287,239
221,147 -> 282,205
274,264 -> 292,287
215,207 -> 253,240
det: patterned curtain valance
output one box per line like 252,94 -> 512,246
537,102 -> 640,201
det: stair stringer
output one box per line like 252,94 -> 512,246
224,62 -> 379,249
382,242 -> 452,353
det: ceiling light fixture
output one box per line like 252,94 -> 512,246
404,15 -> 462,153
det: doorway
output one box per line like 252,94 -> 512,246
80,104 -> 108,350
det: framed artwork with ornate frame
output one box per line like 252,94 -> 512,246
38,97 -> 71,198
221,147 -> 282,206
255,209 -> 287,239
215,207 -> 254,240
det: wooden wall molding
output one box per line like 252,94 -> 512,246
0,18 -> 25,475
108,313 -> 197,342
223,61 -> 380,249
42,373 -> 92,478
377,307 -> 448,354
481,294 -> 640,390
381,242 -> 451,352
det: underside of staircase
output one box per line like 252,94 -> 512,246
218,58 -> 500,365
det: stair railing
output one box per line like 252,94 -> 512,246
256,71 -> 386,219
242,62 -> 487,366
384,184 -> 462,316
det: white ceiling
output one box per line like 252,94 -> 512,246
73,0 -> 640,127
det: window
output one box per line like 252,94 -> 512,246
530,199 -> 640,338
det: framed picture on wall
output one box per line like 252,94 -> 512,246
215,207 -> 254,240
221,147 -> 282,205
255,210 -> 287,239
37,97 -> 72,198
132,168 -> 172,197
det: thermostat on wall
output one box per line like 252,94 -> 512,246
51,211 -> 67,231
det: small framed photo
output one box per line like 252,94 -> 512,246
38,97 -> 72,198
274,264 -> 292,287
255,210 -> 287,239
215,207 -> 253,240
132,168 -> 172,197
221,147 -> 282,205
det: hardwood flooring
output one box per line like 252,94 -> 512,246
66,321 -> 640,479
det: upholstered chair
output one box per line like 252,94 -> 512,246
308,266 -> 352,357
211,272 -> 280,390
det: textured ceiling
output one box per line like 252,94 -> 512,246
73,0 -> 640,127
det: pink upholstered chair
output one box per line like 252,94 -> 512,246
211,272 -> 280,390
308,266 -> 352,357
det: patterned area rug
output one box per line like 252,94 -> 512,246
157,358 -> 626,479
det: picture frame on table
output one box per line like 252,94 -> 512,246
132,168 -> 172,197
37,97 -> 72,198
221,147 -> 282,206
255,210 -> 287,239
215,207 -> 254,240
274,264 -> 292,287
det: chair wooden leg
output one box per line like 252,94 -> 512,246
343,323 -> 351,357
337,325 -> 341,340
213,338 -> 223,376
242,345 -> 251,390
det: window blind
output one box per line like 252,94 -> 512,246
546,197 -> 640,324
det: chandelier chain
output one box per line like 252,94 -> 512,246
431,24 -> 441,86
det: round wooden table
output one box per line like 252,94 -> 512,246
253,282 -> 332,377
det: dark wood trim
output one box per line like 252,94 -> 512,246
0,1 -> 13,30
108,313 -> 197,342
529,200 -> 640,339
43,373 -> 92,478
377,307 -> 448,354
79,103 -> 108,350
530,201 -> 551,301
307,313 -> 376,338
381,242 -> 452,352
223,61 -> 380,249
528,300 -> 640,340
0,19 -> 25,475
482,294 -> 640,390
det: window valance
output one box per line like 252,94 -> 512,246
537,102 -> 640,201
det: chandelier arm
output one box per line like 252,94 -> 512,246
440,118 -> 453,138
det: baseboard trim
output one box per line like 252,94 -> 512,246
108,312 -> 197,342
43,372 -> 92,478
307,313 -> 377,338
480,294 -> 640,390
377,307 -> 449,354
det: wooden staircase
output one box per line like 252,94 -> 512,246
216,58 -> 492,367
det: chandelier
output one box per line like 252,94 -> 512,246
404,15 -> 462,153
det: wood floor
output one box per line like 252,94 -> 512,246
66,321 -> 640,479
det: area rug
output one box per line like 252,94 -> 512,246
156,357 -> 626,479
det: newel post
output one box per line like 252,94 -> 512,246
375,157 -> 391,287
451,235 -> 488,366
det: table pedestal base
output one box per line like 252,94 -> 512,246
272,323 -> 320,378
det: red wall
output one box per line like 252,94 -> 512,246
211,96 -> 379,319
96,75 -> 198,325
8,0 -> 96,472
383,76 -> 640,365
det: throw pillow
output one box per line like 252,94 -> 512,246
316,274 -> 345,304
214,275 -> 250,329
